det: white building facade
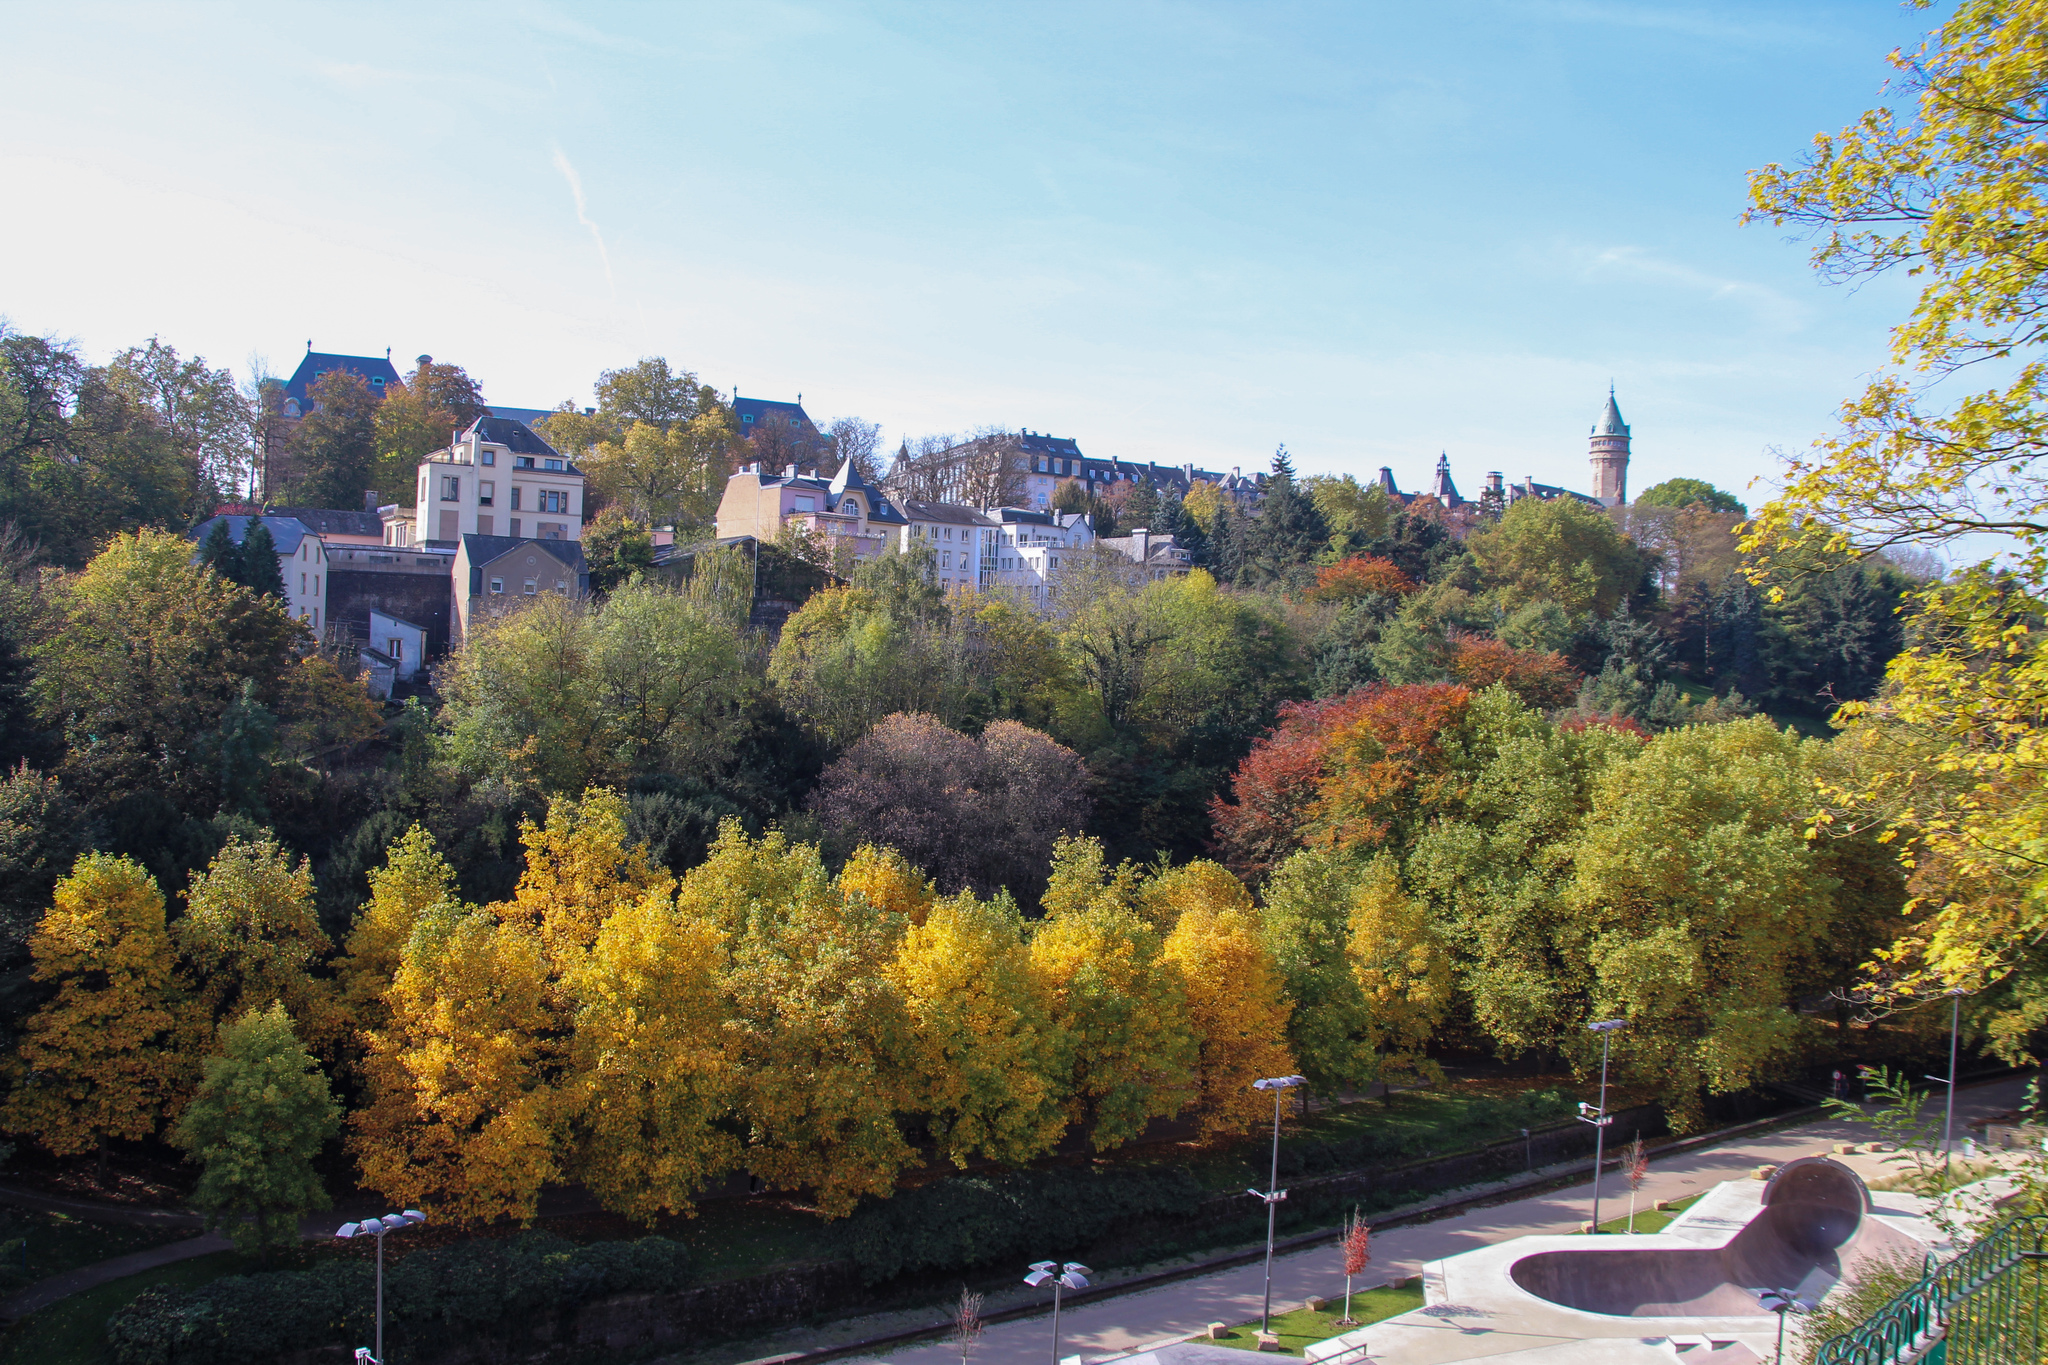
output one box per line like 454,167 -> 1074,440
984,507 -> 1095,605
403,416 -> 585,546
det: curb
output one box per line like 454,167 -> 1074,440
732,1069 -> 2025,1365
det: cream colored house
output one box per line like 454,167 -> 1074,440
984,507 -> 1096,606
715,457 -> 909,564
451,535 -> 589,646
893,501 -> 994,591
406,417 -> 584,546
189,514 -> 328,634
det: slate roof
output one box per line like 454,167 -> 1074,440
188,514 -> 316,556
268,506 -> 385,538
463,416 -> 569,463
902,500 -> 994,527
485,404 -> 558,427
1593,388 -> 1629,438
458,534 -> 588,573
826,457 -> 907,526
284,351 -> 403,411
734,395 -> 824,435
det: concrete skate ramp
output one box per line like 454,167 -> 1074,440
1509,1157 -> 1917,1318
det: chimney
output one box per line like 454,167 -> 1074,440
1486,472 -> 1503,493
417,354 -> 433,368
1134,528 -> 1150,563
364,489 -> 379,511
784,464 -> 798,479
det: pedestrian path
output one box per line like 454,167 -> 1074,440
0,1232 -> 232,1320
847,1076 -> 2028,1365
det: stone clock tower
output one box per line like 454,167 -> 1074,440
1589,387 -> 1629,508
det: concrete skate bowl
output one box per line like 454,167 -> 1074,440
1508,1157 -> 1920,1318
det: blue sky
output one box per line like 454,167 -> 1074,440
0,2 -> 1932,506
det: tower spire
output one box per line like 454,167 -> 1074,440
1588,388 -> 1630,508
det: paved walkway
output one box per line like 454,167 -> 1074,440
0,1232 -> 233,1319
833,1076 -> 2028,1365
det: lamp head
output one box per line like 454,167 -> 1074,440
1586,1018 -> 1628,1033
1253,1075 -> 1308,1091
1025,1269 -> 1053,1288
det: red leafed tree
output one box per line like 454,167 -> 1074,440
1338,1214 -> 1371,1322
1448,638 -> 1582,709
1306,556 -> 1416,601
1209,684 -> 1475,877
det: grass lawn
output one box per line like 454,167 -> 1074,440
1587,1192 -> 1705,1235
0,1250 -> 253,1365
1207,1281 -> 1426,1356
0,1208 -> 196,1292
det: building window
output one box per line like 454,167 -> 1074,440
509,518 -> 521,537
524,579 -> 538,595
489,578 -> 504,594
481,449 -> 495,466
389,638 -> 403,661
479,480 -> 494,506
743,413 -> 755,423
510,487 -> 522,510
441,475 -> 460,501
299,573 -> 306,592
544,458 -> 564,471
794,496 -> 815,513
515,455 -> 535,469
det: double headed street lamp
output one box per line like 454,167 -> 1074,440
1249,1074 -> 1308,1333
1024,1260 -> 1090,1365
1756,1287 -> 1812,1364
336,1209 -> 427,1365
1580,1019 -> 1626,1232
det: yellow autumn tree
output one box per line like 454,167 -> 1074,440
1162,904 -> 1297,1136
567,886 -> 738,1223
888,891 -> 1070,1166
3,855 -> 197,1180
177,835 -> 340,1051
1028,837 -> 1198,1149
838,844 -> 937,926
1138,858 -> 1255,932
351,905 -> 562,1224
1347,856 -> 1451,1092
335,824 -> 462,1045
679,822 -> 918,1217
493,787 -> 671,977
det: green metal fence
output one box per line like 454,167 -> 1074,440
1814,1216 -> 2048,1365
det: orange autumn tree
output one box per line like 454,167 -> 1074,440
1211,684 -> 1477,875
1306,556 -> 1417,602
1448,638 -> 1581,709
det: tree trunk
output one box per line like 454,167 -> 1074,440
95,1135 -> 108,1189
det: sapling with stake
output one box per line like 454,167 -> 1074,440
1624,1134 -> 1649,1233
951,1287 -> 984,1365
1338,1210 -> 1370,1324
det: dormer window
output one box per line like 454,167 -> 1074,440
544,458 -> 564,471
743,413 -> 755,423
515,456 -> 535,469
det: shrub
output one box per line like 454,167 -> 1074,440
106,1233 -> 690,1365
835,1164 -> 1206,1283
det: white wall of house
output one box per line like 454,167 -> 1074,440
286,533 -> 328,634
368,609 -> 428,682
415,430 -> 584,544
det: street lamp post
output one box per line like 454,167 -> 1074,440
1249,1075 -> 1308,1333
1757,1288 -> 1811,1363
336,1210 -> 427,1365
1580,1019 -> 1626,1232
1024,1260 -> 1090,1365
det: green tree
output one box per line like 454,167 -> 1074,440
171,1003 -> 341,1257
178,834 -> 339,1051
0,764 -> 99,960
195,518 -> 241,583
32,530 -> 304,812
1468,496 -> 1650,617
106,338 -> 248,510
288,370 -> 378,508
1633,478 -> 1746,517
237,519 -> 286,600
581,505 -> 655,593
1258,847 -> 1379,1097
584,418 -> 738,532
1240,448 -> 1329,588
372,357 -> 488,502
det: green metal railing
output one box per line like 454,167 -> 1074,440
1814,1216 -> 2048,1365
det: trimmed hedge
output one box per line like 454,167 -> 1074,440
835,1164 -> 1207,1284
106,1233 -> 690,1365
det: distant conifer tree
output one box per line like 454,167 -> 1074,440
237,519 -> 287,601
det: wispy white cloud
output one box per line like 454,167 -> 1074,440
315,61 -> 414,91
550,144 -> 614,298
1573,244 -> 1807,331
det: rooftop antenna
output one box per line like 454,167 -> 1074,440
306,339 -> 312,352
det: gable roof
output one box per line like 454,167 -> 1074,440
284,351 -> 403,410
463,415 -> 566,461
902,500 -> 993,527
369,607 -> 430,634
485,404 -> 558,427
734,395 -> 820,433
459,534 -> 588,573
268,506 -> 384,538
188,514 -> 315,556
